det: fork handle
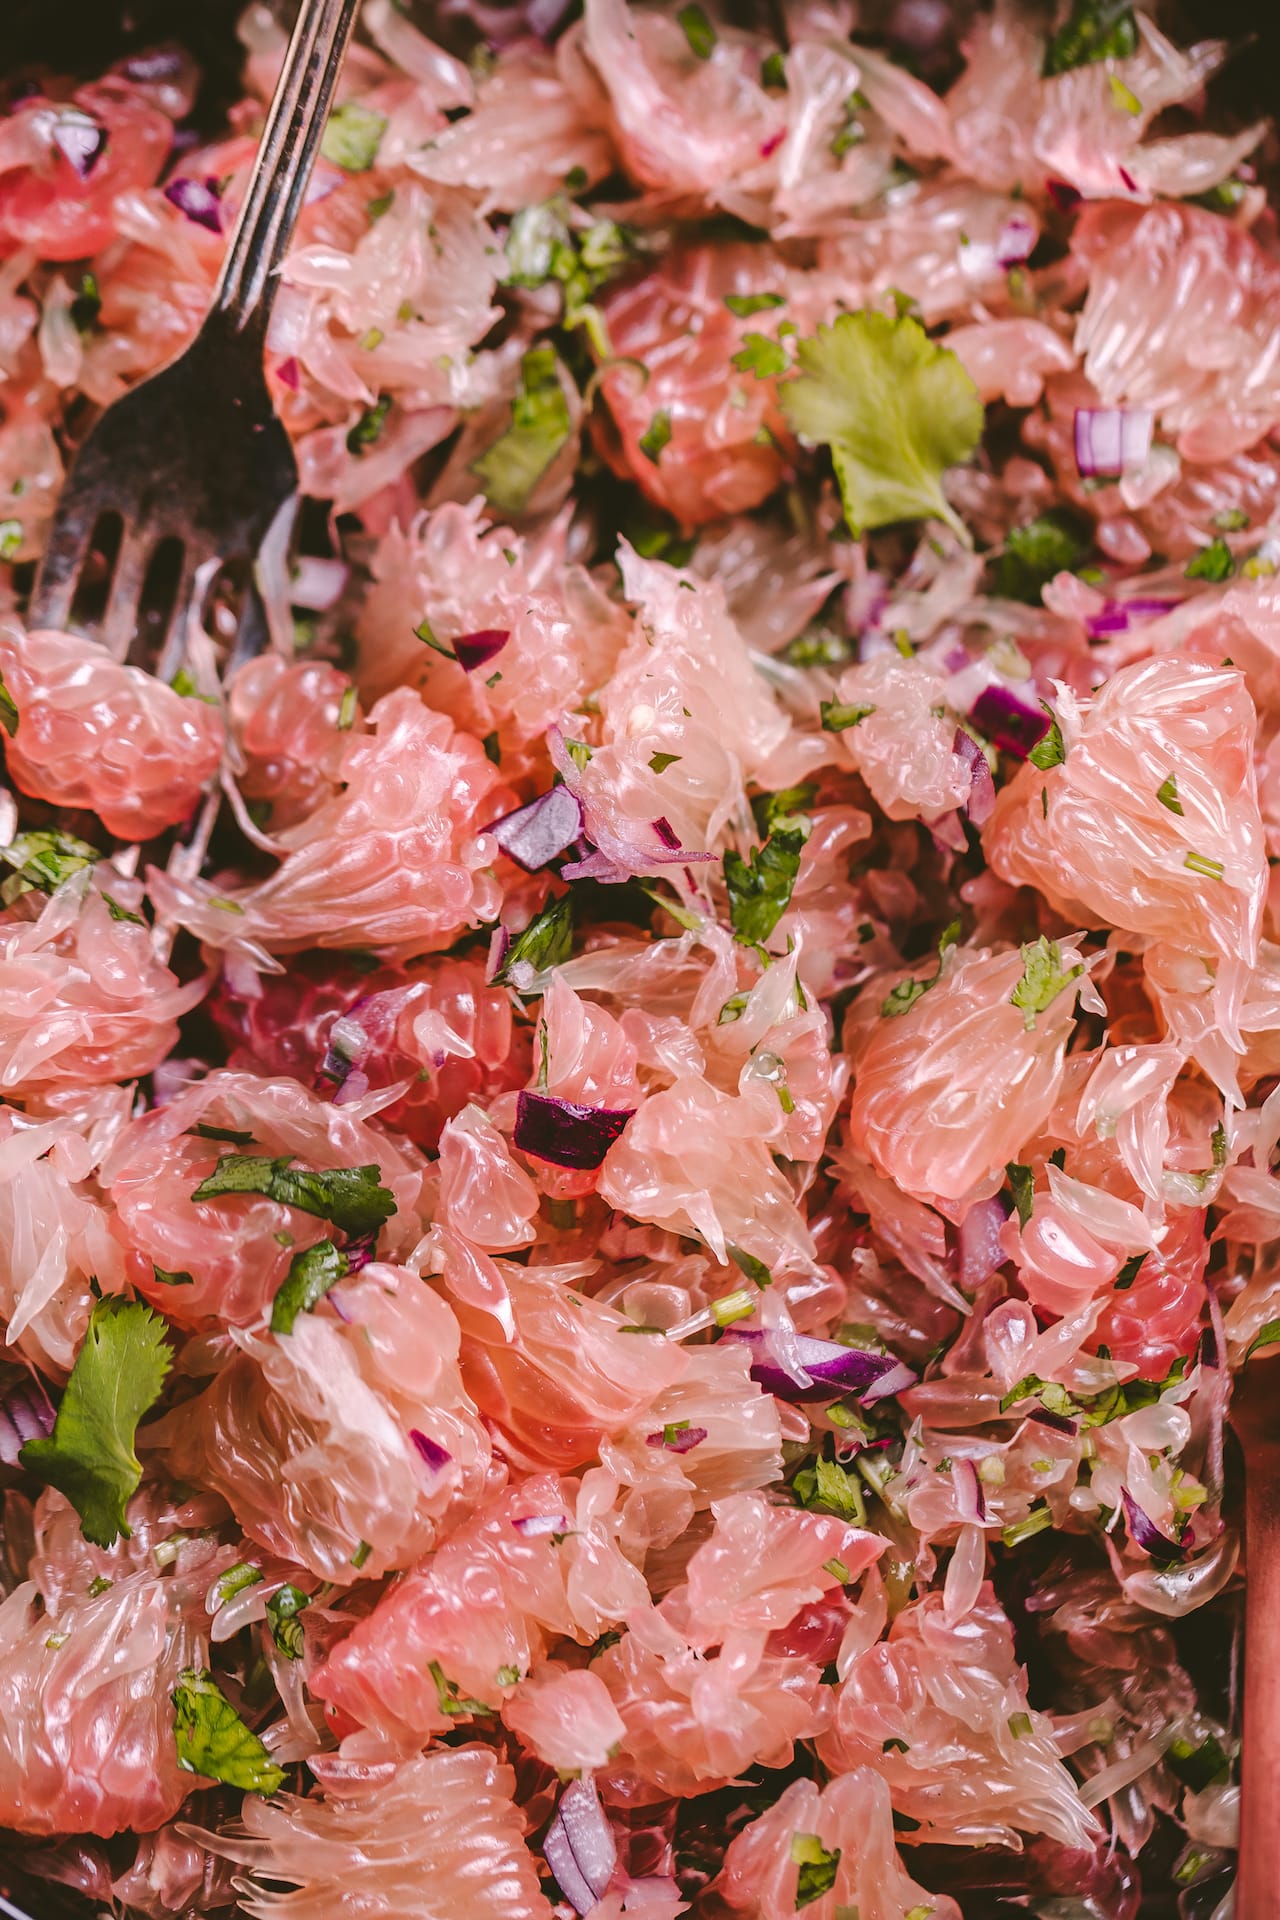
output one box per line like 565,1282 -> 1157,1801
212,0 -> 363,332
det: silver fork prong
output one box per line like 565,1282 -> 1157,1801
99,530 -> 153,661
28,512 -> 91,632
151,553 -> 205,685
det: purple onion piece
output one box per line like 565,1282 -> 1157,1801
512,1511 -> 571,1537
514,1090 -> 635,1171
970,684 -> 1051,760
953,729 -> 995,827
646,1425 -> 708,1454
1121,1488 -> 1185,1564
454,628 -> 510,674
163,176 -> 223,233
343,1235 -> 377,1274
957,1193 -> 1010,1293
544,1778 -> 617,1914
52,111 -> 107,179
1030,1407 -> 1078,1435
409,1430 -> 452,1472
995,212 -> 1037,267
1073,407 -> 1153,480
1084,597 -> 1176,639
652,816 -> 680,850
861,1358 -> 918,1405
0,1376 -> 56,1466
952,1457 -> 987,1524
726,1328 -> 913,1404
488,787 -> 583,872
276,356 -> 301,391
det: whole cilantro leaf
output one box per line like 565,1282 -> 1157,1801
172,1668 -> 285,1794
1009,936 -> 1083,1030
471,347 -> 573,517
780,310 -> 983,542
191,1156 -> 396,1238
724,825 -> 809,947
21,1298 -> 171,1548
271,1240 -> 349,1335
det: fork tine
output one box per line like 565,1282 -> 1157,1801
151,553 -> 204,685
29,510 -> 92,633
99,530 -> 152,661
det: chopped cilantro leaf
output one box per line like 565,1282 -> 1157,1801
497,894 -> 574,983
725,292 -> 786,317
172,1669 -> 284,1793
780,310 -> 983,543
761,50 -> 787,88
1005,1162 -> 1035,1227
321,101 -> 387,172
1,829 -> 99,895
751,785 -> 816,838
429,1660 -> 492,1719
1115,1252 -> 1147,1291
1043,0 -> 1138,75
1108,74 -> 1142,115
732,332 -> 789,379
821,699 -> 875,731
639,410 -> 672,464
266,1583 -> 308,1659
727,1243 -> 772,1288
677,4 -> 716,58
1009,936 -> 1083,1030
271,1240 -> 349,1335
790,1833 -> 841,1909
997,510 -> 1091,603
1156,775 -> 1183,815
1027,708 -> 1065,770
346,392 -> 391,454
724,825 -> 808,947
21,1298 -> 171,1549
471,347 -> 573,517
1185,537 -> 1234,583
0,521 -> 20,563
192,1156 -> 396,1238
1166,1734 -> 1230,1792
649,751 -> 681,773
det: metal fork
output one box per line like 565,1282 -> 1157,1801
30,0 -> 363,677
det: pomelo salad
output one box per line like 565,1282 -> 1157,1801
0,1 -> 1275,1914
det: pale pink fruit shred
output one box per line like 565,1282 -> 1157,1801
0,0 -> 1275,1910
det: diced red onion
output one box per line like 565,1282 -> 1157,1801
512,1511 -> 571,1537
543,1778 -> 617,1915
1030,1406 -> 1078,1435
0,1376 -> 56,1466
995,213 -> 1037,267
646,1425 -> 708,1454
163,176 -> 223,233
409,1430 -> 452,1472
969,684 -> 1051,760
726,1328 -> 914,1403
454,628 -> 510,674
291,556 -> 348,611
1118,167 -> 1138,194
1046,179 -> 1082,213
343,1235 -> 377,1273
1073,408 -> 1153,480
332,1068 -> 371,1107
1121,1488 -> 1185,1564
861,1358 -> 918,1405
952,1457 -> 987,1524
320,1015 -> 368,1086
52,111 -> 107,178
760,128 -> 785,158
652,817 -> 680,851
276,356 -> 301,391
1085,598 -> 1176,638
953,729 -> 995,827
488,788 -> 583,872
957,1193 -> 1010,1291
514,1090 -> 635,1170
486,924 -> 511,984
